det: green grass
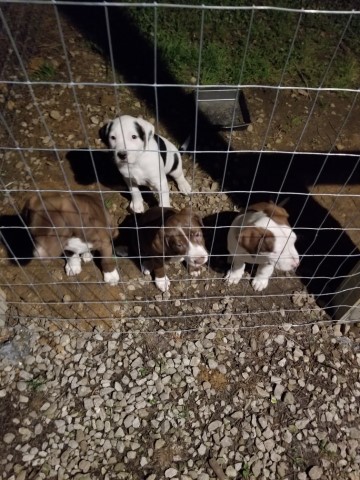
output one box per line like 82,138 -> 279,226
26,376 -> 46,391
126,0 -> 360,88
30,61 -> 57,81
241,462 -> 251,479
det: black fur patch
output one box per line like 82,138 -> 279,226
134,121 -> 146,144
153,134 -> 167,165
99,122 -> 112,147
170,153 -> 180,173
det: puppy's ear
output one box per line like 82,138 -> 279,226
179,208 -> 204,226
135,117 -> 154,150
151,228 -> 170,255
99,122 -> 112,147
238,227 -> 275,255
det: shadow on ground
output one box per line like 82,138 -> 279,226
0,214 -> 34,265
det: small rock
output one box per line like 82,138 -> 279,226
349,428 -> 360,440
252,460 -> 263,478
208,420 -> 222,432
50,110 -> 61,120
165,468 -> 178,478
308,466 -> 323,479
317,353 -> 325,363
283,391 -> 295,405
3,432 -> 15,444
274,383 -> 285,399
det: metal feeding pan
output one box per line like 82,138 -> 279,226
196,87 -> 251,130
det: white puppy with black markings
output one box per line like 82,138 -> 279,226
99,115 -> 191,213
225,202 -> 300,291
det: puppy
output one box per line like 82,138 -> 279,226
99,115 -> 191,213
23,193 -> 120,285
225,202 -> 299,291
125,207 -> 208,292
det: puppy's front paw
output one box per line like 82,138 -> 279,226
103,269 -> 120,286
65,260 -> 82,277
252,277 -> 269,291
178,179 -> 191,195
81,251 -> 93,263
141,261 -> 152,276
190,268 -> 201,277
155,275 -> 170,292
224,269 -> 243,285
130,201 -> 145,214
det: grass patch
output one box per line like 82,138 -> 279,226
125,0 -> 360,88
29,60 -> 57,81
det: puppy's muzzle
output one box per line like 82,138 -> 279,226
193,255 -> 208,266
189,252 -> 208,266
117,151 -> 127,161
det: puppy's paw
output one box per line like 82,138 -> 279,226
141,261 -> 152,276
81,251 -> 93,263
190,268 -> 201,277
130,201 -> 145,214
224,269 -> 243,285
178,179 -> 192,195
155,275 -> 170,292
65,260 -> 82,277
104,268 -> 120,286
252,277 -> 269,291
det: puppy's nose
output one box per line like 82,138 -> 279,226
193,256 -> 207,265
292,258 -> 300,268
117,151 -> 127,161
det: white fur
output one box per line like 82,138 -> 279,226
36,237 -> 119,285
177,227 -> 208,269
103,268 -> 120,286
225,211 -> 299,291
102,115 -> 191,213
155,275 -> 170,292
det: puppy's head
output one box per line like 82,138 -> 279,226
99,115 -> 155,164
159,208 -> 208,267
240,203 -> 300,271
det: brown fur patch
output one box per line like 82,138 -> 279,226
249,201 -> 290,226
239,226 -> 275,255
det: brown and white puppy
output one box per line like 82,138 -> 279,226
23,193 -> 120,285
225,202 -> 299,291
130,207 -> 208,292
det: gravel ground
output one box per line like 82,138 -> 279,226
1,320 -> 359,480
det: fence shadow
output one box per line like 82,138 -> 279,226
61,3 -> 360,313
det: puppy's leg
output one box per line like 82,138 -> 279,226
123,178 -> 145,213
150,175 -> 171,208
81,251 -> 93,263
140,260 -> 152,276
225,258 -> 246,285
153,260 -> 170,292
65,254 -> 82,276
99,241 -> 120,286
252,264 -> 274,291
170,157 -> 191,195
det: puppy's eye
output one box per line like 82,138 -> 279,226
110,135 -> 116,140
132,135 -> 137,139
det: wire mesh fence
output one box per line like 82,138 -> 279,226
0,1 -> 360,336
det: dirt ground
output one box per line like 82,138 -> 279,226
0,4 -> 359,334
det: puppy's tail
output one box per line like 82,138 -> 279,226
278,197 -> 290,208
115,245 -> 129,257
180,135 -> 191,153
